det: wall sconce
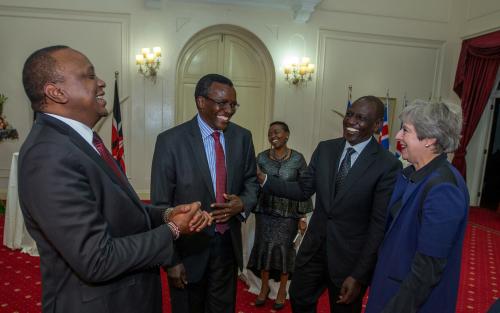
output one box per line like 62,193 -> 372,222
283,57 -> 315,87
135,47 -> 161,83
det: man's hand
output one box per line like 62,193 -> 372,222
210,194 -> 243,223
298,218 -> 307,235
188,210 -> 212,232
256,164 -> 266,184
165,263 -> 187,289
336,276 -> 361,304
169,202 -> 212,234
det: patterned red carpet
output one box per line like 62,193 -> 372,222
1,207 -> 499,313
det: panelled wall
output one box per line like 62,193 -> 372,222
0,0 -> 499,200
0,5 -> 130,193
314,30 -> 444,144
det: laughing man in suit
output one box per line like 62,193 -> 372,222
258,96 -> 402,313
18,45 -> 212,313
151,74 -> 259,313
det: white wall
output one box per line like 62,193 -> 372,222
0,4 -> 130,194
0,0 -> 499,199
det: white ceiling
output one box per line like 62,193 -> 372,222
167,0 -> 322,23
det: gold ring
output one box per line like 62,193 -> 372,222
225,213 -> 228,217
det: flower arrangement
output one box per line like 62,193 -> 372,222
0,93 -> 19,141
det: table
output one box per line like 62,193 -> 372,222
3,152 -> 38,256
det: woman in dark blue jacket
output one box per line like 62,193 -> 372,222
366,100 -> 469,313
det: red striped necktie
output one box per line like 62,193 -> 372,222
212,131 -> 229,234
92,132 -> 127,186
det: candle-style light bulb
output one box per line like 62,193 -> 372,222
153,47 -> 162,57
135,54 -> 145,65
146,53 -> 155,63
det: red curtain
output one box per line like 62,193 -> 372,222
452,30 -> 500,180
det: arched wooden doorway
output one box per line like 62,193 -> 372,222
176,24 -> 275,153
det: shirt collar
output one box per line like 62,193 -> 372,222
197,114 -> 222,139
344,136 -> 372,155
44,113 -> 94,147
402,153 -> 448,183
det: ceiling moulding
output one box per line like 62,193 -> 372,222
169,0 -> 320,23
291,0 -> 321,23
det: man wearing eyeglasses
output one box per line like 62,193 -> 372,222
151,74 -> 259,313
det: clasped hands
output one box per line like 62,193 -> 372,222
166,195 -> 243,289
165,203 -> 211,291
167,202 -> 212,235
167,193 -> 243,235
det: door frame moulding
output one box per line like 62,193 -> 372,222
468,69 -> 500,206
0,5 -> 130,94
312,29 -> 445,151
0,6 -> 131,127
175,24 -> 276,143
0,4 -> 131,189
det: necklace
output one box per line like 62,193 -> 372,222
271,147 -> 290,162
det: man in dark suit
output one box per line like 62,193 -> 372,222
18,45 -> 212,313
258,96 -> 401,313
151,74 -> 259,313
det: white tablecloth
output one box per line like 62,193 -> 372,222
3,152 -> 38,256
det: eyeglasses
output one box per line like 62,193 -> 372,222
203,96 -> 240,110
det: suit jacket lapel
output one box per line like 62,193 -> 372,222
329,139 -> 345,207
187,118 -> 216,199
333,137 -> 379,204
38,115 -> 147,216
386,179 -> 421,235
224,124 -> 235,195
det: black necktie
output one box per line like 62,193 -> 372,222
335,147 -> 355,193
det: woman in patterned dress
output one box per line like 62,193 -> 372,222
247,121 -> 313,310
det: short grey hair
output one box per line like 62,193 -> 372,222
399,99 -> 462,154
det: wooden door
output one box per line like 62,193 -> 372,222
176,27 -> 274,153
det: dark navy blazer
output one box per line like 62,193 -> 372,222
366,154 -> 469,313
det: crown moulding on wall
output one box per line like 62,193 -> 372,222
166,0 -> 321,23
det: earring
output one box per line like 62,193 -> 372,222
425,144 -> 430,148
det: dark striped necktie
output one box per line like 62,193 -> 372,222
335,147 -> 355,194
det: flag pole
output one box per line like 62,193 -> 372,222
378,89 -> 390,150
112,71 -> 126,173
346,84 -> 353,110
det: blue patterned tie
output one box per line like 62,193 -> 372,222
335,147 -> 355,194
